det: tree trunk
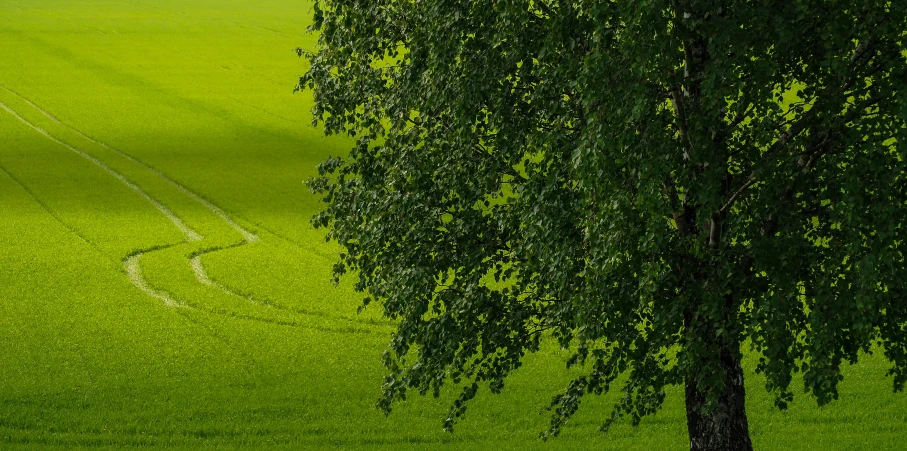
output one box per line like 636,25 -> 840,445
685,347 -> 754,451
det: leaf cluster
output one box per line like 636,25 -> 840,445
301,0 -> 907,436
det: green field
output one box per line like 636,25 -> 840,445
0,1 -> 905,449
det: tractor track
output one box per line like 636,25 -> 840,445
124,250 -> 183,308
0,98 -> 203,243
0,84 -> 257,243
0,164 -> 105,258
1,88 -> 384,333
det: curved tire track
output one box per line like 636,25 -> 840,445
1,84 -> 257,243
125,252 -> 183,308
0,85 -> 273,311
1,86 -> 383,333
0,164 -> 104,257
0,97 -> 202,310
0,98 -> 203,243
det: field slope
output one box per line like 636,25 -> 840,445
0,1 -> 904,449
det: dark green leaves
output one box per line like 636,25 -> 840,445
302,0 -> 907,439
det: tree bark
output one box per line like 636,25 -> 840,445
685,346 -> 754,451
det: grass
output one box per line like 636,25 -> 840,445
0,1 -> 905,449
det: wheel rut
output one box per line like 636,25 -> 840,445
0,164 -> 104,257
125,251 -> 183,308
0,84 -> 257,243
0,98 -> 203,243
1,86 -> 378,333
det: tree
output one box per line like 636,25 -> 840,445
299,1 -> 907,449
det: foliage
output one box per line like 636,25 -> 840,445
303,0 -> 907,440
1,1 -> 906,449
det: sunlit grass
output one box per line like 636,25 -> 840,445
0,1 -> 904,449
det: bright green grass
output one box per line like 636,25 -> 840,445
0,1 -> 905,449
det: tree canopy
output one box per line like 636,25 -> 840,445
300,1 -> 907,449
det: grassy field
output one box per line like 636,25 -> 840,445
0,1 -> 905,449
